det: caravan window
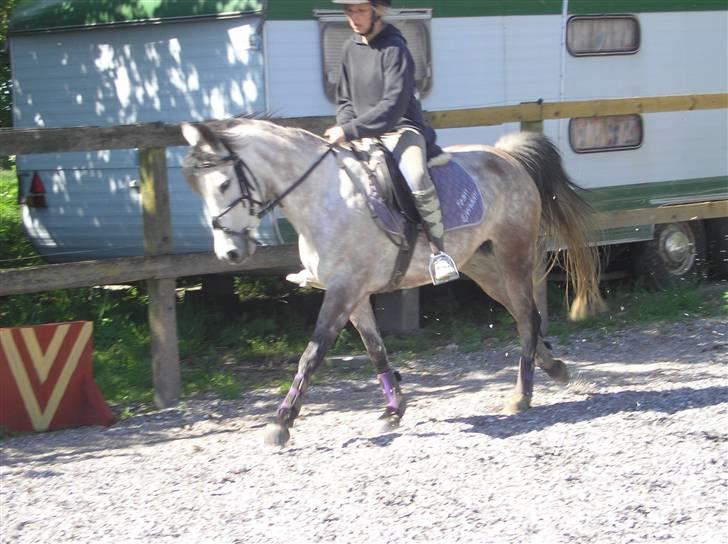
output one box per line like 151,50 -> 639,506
567,16 -> 640,56
316,9 -> 432,103
569,115 -> 643,153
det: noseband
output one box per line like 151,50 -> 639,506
193,142 -> 335,242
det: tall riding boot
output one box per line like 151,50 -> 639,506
412,186 -> 460,285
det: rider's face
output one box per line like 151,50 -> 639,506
345,4 -> 374,34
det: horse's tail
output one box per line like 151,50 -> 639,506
496,131 -> 605,320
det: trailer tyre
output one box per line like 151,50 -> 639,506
632,221 -> 707,289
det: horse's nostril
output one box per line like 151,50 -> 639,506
227,249 -> 241,262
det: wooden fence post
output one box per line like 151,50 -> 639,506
139,147 -> 181,408
373,289 -> 420,333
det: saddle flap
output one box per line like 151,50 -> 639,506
347,141 -> 419,222
337,150 -> 408,238
374,144 -> 420,224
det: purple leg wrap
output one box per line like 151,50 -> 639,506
378,370 -> 400,411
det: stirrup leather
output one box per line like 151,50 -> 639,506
429,252 -> 460,285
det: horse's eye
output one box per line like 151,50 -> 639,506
220,179 -> 231,193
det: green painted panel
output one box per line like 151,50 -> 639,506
267,1 -> 563,20
593,225 -> 653,244
569,0 -> 728,14
583,176 -> 728,212
11,0 -> 724,30
268,0 -> 725,20
276,219 -> 298,244
9,0 -> 264,33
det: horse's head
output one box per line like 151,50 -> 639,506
181,122 -> 262,264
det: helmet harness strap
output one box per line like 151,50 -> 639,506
355,2 -> 381,37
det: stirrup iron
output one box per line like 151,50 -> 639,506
429,252 -> 459,285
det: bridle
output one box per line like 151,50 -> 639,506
192,141 -> 335,243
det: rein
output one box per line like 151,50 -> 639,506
255,145 -> 335,218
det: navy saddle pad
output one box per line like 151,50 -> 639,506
432,159 -> 485,232
369,158 -> 485,237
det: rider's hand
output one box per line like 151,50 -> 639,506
324,126 -> 346,145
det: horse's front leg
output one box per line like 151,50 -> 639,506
349,299 -> 406,431
265,286 -> 361,447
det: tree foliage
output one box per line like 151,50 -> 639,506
1,0 -> 18,131
1,0 -> 17,167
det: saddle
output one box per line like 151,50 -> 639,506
334,140 -> 485,291
339,141 -> 417,233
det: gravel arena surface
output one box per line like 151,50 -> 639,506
2,317 -> 727,544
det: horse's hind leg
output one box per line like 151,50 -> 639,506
265,286 -> 362,447
532,248 -> 549,334
502,280 -> 540,414
532,251 -> 569,383
349,299 -> 406,431
464,247 -> 569,383
463,245 -> 545,413
536,339 -> 569,383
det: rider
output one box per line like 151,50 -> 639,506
325,0 -> 459,285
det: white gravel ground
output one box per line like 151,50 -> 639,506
2,317 -> 727,544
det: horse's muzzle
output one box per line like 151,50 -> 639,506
226,249 -> 244,263
213,230 -> 255,264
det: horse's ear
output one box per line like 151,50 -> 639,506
181,122 -> 221,151
181,122 -> 202,146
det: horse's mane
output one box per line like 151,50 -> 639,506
201,113 -> 326,148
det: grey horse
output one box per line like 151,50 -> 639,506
181,117 -> 603,446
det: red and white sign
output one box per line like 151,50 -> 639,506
0,321 -> 114,432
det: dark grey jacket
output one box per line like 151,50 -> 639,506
335,24 -> 441,157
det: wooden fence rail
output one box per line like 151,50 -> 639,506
0,246 -> 300,296
1,93 -> 725,155
1,92 -> 726,407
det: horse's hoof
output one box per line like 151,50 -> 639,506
503,394 -> 532,415
542,359 -> 570,384
264,423 -> 290,447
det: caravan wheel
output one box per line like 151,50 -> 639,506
632,221 -> 707,289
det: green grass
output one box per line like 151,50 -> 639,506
2,167 -> 726,417
544,280 -> 727,344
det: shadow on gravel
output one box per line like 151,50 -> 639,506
448,385 -> 728,438
0,425 -> 249,468
341,432 -> 402,448
3,326 -> 724,465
